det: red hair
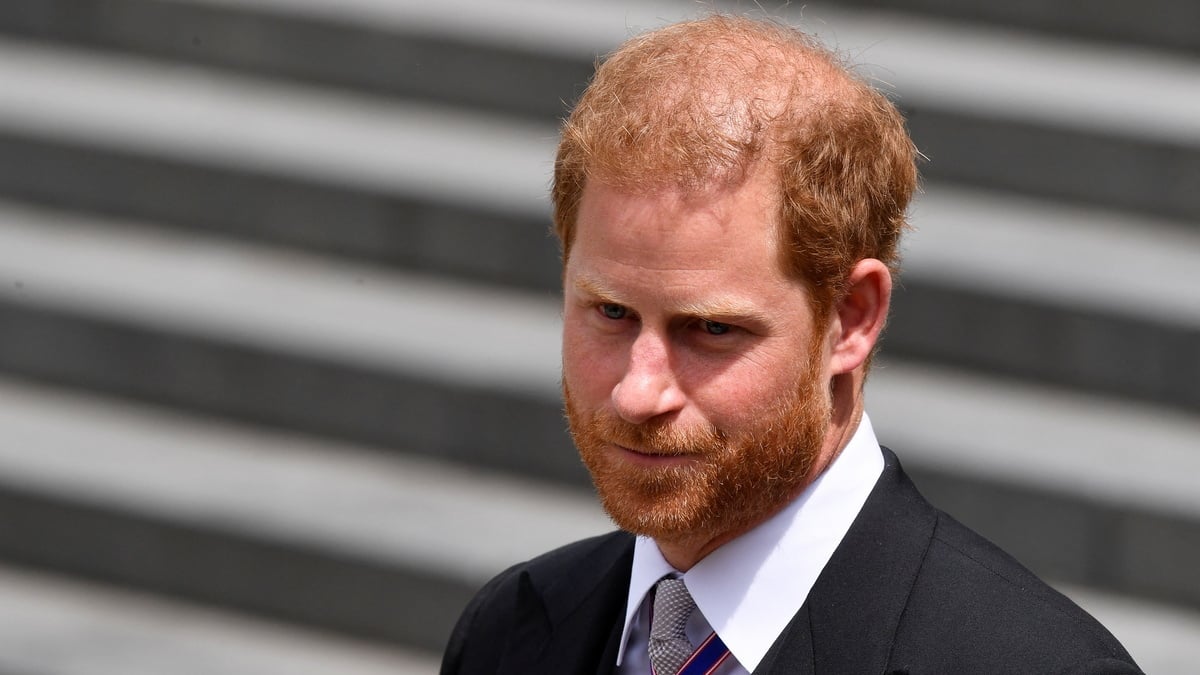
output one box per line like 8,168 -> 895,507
552,14 -> 918,319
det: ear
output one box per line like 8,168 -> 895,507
827,258 -> 892,376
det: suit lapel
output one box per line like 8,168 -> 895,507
755,449 -> 937,674
499,531 -> 635,675
756,602 -> 815,673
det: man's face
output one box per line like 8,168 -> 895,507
561,172 -> 834,544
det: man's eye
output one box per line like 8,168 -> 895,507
599,303 -> 627,320
703,320 -> 731,335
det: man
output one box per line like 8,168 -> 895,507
442,14 -> 1141,675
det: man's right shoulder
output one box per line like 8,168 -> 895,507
522,529 -> 636,578
440,530 -> 634,674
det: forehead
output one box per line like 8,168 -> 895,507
565,175 -> 808,318
570,175 -> 781,268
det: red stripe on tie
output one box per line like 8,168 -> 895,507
675,631 -> 731,675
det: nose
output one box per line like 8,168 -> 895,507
611,330 -> 685,424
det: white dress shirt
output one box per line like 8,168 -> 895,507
616,413 -> 885,674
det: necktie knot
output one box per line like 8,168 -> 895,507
648,577 -> 697,675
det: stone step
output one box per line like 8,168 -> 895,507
4,109 -> 1199,415
0,375 -> 609,654
0,0 -> 603,120
0,34 -> 561,290
0,374 -> 1197,669
820,6 -> 1200,224
0,200 -> 581,485
0,563 -> 441,675
0,38 -> 1196,410
1,204 -> 1197,611
0,3 -> 1197,221
892,186 -> 1200,412
0,4 -> 1193,668
869,359 -> 1200,610
1057,584 -> 1200,674
811,0 -> 1200,56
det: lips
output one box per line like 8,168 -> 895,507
612,443 -> 696,461
614,442 -> 669,456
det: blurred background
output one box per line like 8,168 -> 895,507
0,0 -> 1198,672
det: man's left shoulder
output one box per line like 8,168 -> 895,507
895,510 -> 1141,672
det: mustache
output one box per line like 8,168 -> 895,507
585,413 -> 727,456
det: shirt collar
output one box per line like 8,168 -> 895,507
616,413 -> 885,671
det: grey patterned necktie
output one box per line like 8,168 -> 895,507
648,577 -> 697,675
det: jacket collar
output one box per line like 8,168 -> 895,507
756,448 -> 937,674
504,449 -> 936,675
500,531 -> 636,675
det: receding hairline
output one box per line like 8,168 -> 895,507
562,14 -> 877,195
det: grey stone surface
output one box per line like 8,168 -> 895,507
1060,584 -> 1200,674
904,107 -> 1200,224
0,298 -> 581,484
805,0 -> 1200,55
7,125 -> 1196,411
0,372 -> 1198,667
0,375 -> 608,651
867,361 -> 1200,518
5,197 -> 1200,609
0,563 -> 441,675
901,185 -> 1200,325
3,199 -> 1198,510
0,25 -> 1197,402
0,37 -> 555,215
1116,511 -> 1200,610
0,0 -> 596,120
870,360 -> 1200,608
0,1 -> 1198,220
888,279 -> 1200,411
0,0 -> 1196,668
0,131 -> 562,290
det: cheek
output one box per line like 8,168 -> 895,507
562,321 -> 622,402
686,348 -> 808,425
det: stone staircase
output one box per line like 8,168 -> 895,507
0,1 -> 1197,672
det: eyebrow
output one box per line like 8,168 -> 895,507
676,298 -> 773,325
571,275 -> 622,304
572,274 -> 774,326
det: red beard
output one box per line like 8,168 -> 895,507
564,344 -> 830,546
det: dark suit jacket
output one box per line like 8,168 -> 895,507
441,449 -> 1142,674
